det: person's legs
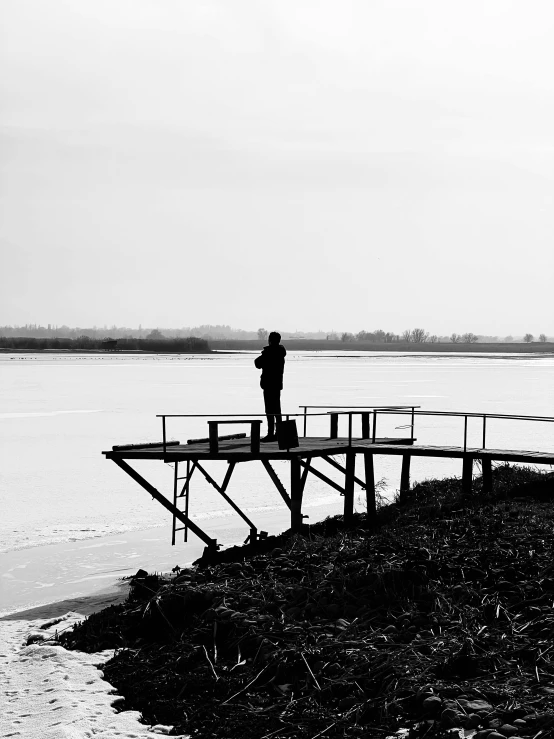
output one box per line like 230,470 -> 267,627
263,388 -> 281,439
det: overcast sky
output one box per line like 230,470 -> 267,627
1,0 -> 553,335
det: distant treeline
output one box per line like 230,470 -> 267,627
1,324 -> 551,343
0,336 -> 211,353
210,339 -> 554,353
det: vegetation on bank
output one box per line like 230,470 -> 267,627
59,465 -> 554,739
0,336 -> 211,353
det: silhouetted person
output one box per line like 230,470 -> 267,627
254,331 -> 286,441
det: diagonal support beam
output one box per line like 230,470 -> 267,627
261,460 -> 292,508
298,459 -> 344,495
112,458 -> 216,548
195,461 -> 257,530
321,455 -> 367,489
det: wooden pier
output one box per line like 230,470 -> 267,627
103,407 -> 554,553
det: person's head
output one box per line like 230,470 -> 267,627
268,331 -> 281,345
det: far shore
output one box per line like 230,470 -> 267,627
211,339 -> 554,353
1,340 -> 553,355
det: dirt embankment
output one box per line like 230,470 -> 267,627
60,465 -> 554,739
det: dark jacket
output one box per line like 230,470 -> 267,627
254,344 -> 286,390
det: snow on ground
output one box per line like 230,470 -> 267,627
0,612 -> 189,739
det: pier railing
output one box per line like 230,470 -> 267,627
298,405 -> 419,443
156,408 -> 554,454
372,408 -> 554,452
157,412 -> 334,453
157,406 -> 418,452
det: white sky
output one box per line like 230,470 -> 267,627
1,0 -> 553,334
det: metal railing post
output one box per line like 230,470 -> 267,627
482,415 -> 487,449
463,415 -> 468,453
372,411 -> 377,443
411,407 -> 415,441
348,413 -> 352,446
162,416 -> 167,454
302,406 -> 308,437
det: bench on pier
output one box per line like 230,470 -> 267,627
208,420 -> 262,454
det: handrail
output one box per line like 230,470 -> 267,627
157,413 -> 335,418
371,408 -> 554,452
157,408 -> 554,454
298,404 -> 419,439
158,407 -> 418,451
158,411 -> 354,453
376,409 -> 554,422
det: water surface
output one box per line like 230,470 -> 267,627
1,351 -> 553,554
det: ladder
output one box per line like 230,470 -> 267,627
171,460 -> 196,544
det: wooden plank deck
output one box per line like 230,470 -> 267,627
104,436 -> 414,461
104,437 -> 554,465
353,442 -> 554,465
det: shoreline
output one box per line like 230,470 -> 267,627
0,496 -> 344,617
2,466 -> 553,739
57,465 -> 554,738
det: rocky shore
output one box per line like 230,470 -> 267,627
59,465 -> 554,739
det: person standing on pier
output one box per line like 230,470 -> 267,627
254,331 -> 286,442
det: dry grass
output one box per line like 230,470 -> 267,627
60,465 -> 554,739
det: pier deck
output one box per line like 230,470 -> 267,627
103,406 -> 553,553
104,436 -> 413,462
105,437 -> 554,466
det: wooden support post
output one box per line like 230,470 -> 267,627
300,456 -> 311,494
344,451 -> 355,524
400,454 -> 411,503
361,412 -> 370,440
364,452 -> 376,521
250,421 -> 260,454
462,455 -> 473,495
209,423 -> 219,453
290,456 -> 303,533
330,413 -> 338,439
482,457 -> 493,493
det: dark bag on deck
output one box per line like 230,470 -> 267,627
277,419 -> 299,450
